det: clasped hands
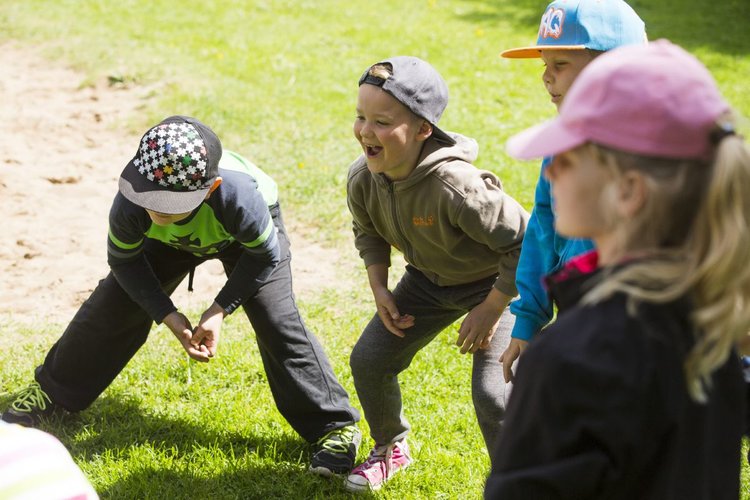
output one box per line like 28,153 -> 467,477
162,301 -> 226,362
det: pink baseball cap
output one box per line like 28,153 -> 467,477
506,39 -> 731,161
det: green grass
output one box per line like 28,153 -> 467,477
1,291 -> 490,499
1,0 -> 749,498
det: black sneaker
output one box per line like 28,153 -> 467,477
309,424 -> 362,477
1,382 -> 59,427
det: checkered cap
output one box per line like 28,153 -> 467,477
119,116 -> 222,214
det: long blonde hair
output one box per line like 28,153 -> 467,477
581,125 -> 750,402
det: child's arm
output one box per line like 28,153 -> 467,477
107,194 -> 180,322
450,168 -> 528,355
347,162 -> 412,336
108,208 -> 211,361
213,239 -> 280,314
456,287 -> 512,354
189,301 -> 225,359
346,160 -> 392,270
500,167 -> 560,381
507,165 -> 559,343
366,263 -> 414,337
503,164 -> 595,379
499,338 -> 528,382
163,310 -> 212,362
212,184 -> 282,316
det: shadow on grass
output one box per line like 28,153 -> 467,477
96,466 -> 373,500
21,396 -> 369,499
455,0 -> 750,56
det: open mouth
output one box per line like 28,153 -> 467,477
365,145 -> 383,157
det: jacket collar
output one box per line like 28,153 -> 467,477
544,250 -> 601,313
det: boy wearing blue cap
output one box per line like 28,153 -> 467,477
2,116 -> 361,477
345,56 -> 528,492
498,0 -> 647,381
487,38 -> 747,499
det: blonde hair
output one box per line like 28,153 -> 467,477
580,125 -> 750,402
368,63 -> 392,80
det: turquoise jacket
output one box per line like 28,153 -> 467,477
509,157 -> 594,341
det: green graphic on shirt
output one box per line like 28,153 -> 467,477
145,204 -> 233,255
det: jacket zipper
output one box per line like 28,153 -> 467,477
388,182 -> 414,264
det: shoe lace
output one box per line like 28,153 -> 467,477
10,382 -> 51,413
363,442 -> 398,478
316,425 -> 357,454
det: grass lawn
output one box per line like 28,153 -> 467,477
1,0 -> 749,498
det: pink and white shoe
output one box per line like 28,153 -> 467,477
344,439 -> 411,492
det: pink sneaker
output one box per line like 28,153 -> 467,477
344,439 -> 412,492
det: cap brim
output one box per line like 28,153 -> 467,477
501,45 -> 586,59
431,125 -> 456,145
119,159 -> 212,214
506,118 -> 587,160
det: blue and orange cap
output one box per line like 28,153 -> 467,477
501,0 -> 646,59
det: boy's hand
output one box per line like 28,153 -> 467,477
457,288 -> 513,355
372,287 -> 415,338
457,301 -> 500,354
163,310 -> 211,362
499,338 -> 529,383
192,301 -> 225,358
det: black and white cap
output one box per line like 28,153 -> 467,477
118,115 -> 223,214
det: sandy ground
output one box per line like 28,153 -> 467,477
0,41 -> 351,324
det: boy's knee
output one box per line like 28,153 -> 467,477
472,378 -> 506,416
350,336 -> 392,379
349,342 -> 368,377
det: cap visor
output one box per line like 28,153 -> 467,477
119,160 -> 211,214
506,118 -> 586,160
501,45 -> 586,59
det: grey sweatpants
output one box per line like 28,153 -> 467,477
349,265 -> 514,455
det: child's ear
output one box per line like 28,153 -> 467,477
205,177 -> 223,200
616,171 -> 647,217
417,120 -> 433,142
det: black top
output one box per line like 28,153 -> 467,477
486,259 -> 745,499
107,164 -> 280,322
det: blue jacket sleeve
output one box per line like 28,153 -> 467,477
509,163 -> 557,341
509,158 -> 594,341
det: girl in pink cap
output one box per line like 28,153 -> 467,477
485,40 -> 750,499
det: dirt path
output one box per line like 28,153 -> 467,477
0,41 -> 351,324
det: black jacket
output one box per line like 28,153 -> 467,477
486,260 -> 745,499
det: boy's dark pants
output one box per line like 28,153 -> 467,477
35,206 -> 358,442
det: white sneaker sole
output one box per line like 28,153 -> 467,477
344,462 -> 410,493
311,464 -> 347,478
344,476 -> 377,493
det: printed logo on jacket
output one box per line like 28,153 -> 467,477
412,215 -> 435,227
